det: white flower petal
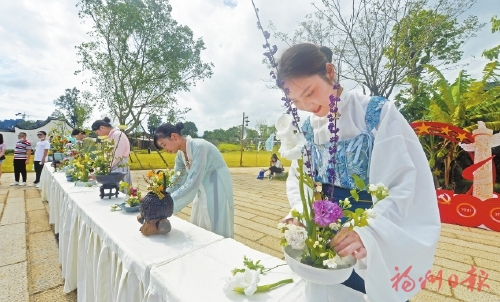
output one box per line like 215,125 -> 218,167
323,258 -> 337,268
275,114 -> 293,131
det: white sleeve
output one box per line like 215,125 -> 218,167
354,102 -> 441,301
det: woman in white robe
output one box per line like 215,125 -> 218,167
279,43 -> 441,301
154,122 -> 234,238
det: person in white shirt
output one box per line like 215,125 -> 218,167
30,131 -> 51,188
265,153 -> 284,179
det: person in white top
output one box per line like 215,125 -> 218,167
30,131 -> 51,188
265,153 -> 284,179
278,43 -> 440,301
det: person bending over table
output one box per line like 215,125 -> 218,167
279,43 -> 440,301
154,122 -> 234,238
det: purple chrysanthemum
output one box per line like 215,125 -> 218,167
312,200 -> 343,227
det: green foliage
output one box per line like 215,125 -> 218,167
75,0 -> 212,133
147,114 -> 162,135
203,125 -> 260,146
270,0 -> 481,98
390,8 -> 483,122
425,62 -> 500,130
482,16 -> 500,60
417,62 -> 500,188
53,87 -> 93,129
182,121 -> 198,138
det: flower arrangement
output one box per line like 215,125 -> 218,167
143,169 -> 180,199
92,135 -> 127,175
223,256 -> 292,296
50,134 -> 70,154
119,182 -> 142,206
72,153 -> 93,182
252,2 -> 390,270
48,121 -> 72,154
278,173 -> 388,269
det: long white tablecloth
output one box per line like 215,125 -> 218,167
41,165 -> 224,301
143,238 -> 370,302
41,164 -> 370,302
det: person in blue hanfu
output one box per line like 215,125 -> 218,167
278,43 -> 441,301
154,122 -> 234,238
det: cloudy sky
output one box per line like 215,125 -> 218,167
0,0 -> 497,135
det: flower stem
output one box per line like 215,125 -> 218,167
262,263 -> 287,273
297,159 -> 310,221
233,278 -> 294,294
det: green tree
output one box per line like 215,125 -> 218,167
255,119 -> 276,140
53,87 -> 93,128
482,16 -> 500,60
203,128 -> 227,145
269,0 -> 480,98
75,0 -> 213,133
387,9 -> 482,122
182,121 -> 198,138
147,113 -> 162,135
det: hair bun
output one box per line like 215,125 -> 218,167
319,46 -> 333,63
103,117 -> 111,123
175,122 -> 184,133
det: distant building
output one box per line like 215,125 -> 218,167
0,119 -> 23,130
0,117 -> 74,150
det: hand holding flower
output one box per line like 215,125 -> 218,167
330,228 -> 367,260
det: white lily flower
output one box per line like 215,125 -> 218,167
277,222 -> 287,229
275,114 -> 293,131
279,132 -> 306,160
223,270 -> 261,296
323,258 -> 337,269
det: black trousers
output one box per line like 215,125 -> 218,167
269,166 -> 283,175
13,159 -> 27,182
34,161 -> 43,183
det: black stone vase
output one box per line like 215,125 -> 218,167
95,172 -> 127,199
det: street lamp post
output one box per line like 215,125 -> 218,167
240,112 -> 249,167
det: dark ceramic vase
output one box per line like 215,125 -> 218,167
95,172 -> 127,185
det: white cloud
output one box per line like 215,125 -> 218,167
0,0 -> 497,134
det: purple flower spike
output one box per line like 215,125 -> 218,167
333,83 -> 341,90
312,200 -> 343,227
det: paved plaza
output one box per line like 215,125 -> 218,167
0,168 -> 499,301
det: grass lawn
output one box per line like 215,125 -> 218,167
0,151 -> 291,173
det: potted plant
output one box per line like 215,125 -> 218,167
93,135 -> 128,185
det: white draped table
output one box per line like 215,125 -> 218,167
41,164 -> 370,302
40,165 -> 224,301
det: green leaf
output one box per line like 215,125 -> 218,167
352,174 -> 366,190
350,190 -> 359,201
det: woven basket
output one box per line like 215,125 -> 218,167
140,171 -> 174,221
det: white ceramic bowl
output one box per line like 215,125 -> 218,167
283,246 -> 356,285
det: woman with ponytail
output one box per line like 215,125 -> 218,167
154,122 -> 234,238
91,117 -> 132,186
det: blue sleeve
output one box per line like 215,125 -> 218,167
169,143 -> 210,213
